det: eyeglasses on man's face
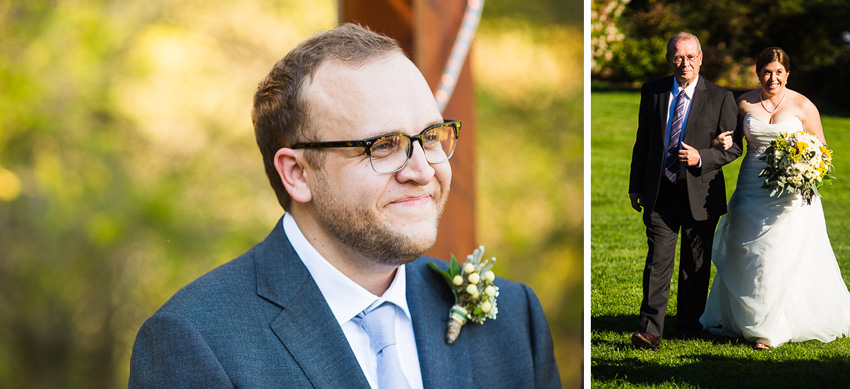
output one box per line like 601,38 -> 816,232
291,120 -> 461,174
670,54 -> 700,66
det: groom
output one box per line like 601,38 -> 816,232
129,24 -> 560,387
628,32 -> 742,349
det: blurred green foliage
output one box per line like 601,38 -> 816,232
0,0 -> 581,387
592,0 -> 850,103
474,15 -> 583,387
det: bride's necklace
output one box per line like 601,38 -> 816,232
760,89 -> 786,113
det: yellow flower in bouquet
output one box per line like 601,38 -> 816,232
759,130 -> 834,205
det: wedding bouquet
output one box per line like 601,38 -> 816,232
759,130 -> 834,205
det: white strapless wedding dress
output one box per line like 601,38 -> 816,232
700,113 -> 850,347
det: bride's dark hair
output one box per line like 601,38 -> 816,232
756,47 -> 790,74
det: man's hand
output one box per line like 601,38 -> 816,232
679,142 -> 701,166
629,193 -> 643,212
711,130 -> 734,150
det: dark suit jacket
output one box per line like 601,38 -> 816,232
629,76 -> 742,221
129,219 -> 560,388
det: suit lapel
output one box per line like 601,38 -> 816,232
684,77 -> 707,141
255,219 -> 370,388
656,77 -> 673,151
407,259 -> 473,388
253,223 -> 476,387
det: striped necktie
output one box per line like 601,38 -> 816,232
665,90 -> 688,182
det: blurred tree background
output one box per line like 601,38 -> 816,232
0,0 -> 582,387
592,0 -> 850,108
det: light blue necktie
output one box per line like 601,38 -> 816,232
356,302 -> 410,389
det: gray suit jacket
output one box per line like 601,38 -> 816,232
629,75 -> 742,221
129,218 -> 560,388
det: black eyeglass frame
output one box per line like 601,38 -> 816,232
290,120 -> 461,173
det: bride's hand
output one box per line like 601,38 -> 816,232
712,130 -> 734,150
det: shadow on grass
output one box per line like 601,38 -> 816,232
591,314 -> 635,333
820,106 -> 850,119
593,353 -> 850,388
593,314 -> 764,345
592,314 -> 716,340
592,314 -> 850,388
590,81 -> 638,94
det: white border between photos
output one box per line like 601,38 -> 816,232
583,0 -> 591,387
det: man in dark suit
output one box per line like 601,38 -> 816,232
129,24 -> 560,387
628,32 -> 742,349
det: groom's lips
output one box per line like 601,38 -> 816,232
385,193 -> 436,209
391,195 -> 431,206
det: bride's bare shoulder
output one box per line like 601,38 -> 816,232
786,89 -> 820,114
786,89 -> 814,105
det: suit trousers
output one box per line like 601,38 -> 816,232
639,178 -> 718,338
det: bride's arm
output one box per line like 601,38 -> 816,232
711,131 -> 734,150
710,98 -> 746,150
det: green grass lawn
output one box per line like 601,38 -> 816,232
590,86 -> 850,388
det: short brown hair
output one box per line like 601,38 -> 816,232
251,23 -> 403,211
755,47 -> 790,74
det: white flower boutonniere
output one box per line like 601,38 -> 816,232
428,246 -> 499,344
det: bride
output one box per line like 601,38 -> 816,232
700,47 -> 850,349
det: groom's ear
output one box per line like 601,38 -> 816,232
274,148 -> 313,204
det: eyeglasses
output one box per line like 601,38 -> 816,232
670,54 -> 700,66
291,120 -> 461,174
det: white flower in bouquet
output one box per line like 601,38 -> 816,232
759,130 -> 834,205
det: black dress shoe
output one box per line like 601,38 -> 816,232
631,332 -> 661,349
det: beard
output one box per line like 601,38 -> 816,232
310,171 -> 448,267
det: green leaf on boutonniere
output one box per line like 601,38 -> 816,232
449,254 -> 462,277
428,255 -> 462,303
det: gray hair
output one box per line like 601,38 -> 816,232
666,32 -> 702,58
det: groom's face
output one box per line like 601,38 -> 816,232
668,38 -> 702,87
297,53 -> 452,266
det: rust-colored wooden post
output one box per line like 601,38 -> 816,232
339,0 -> 478,261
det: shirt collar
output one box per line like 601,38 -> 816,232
672,75 -> 699,100
281,213 -> 411,324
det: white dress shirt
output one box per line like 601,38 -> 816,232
667,75 -> 701,170
282,213 -> 424,389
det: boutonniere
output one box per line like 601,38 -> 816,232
428,246 -> 499,344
